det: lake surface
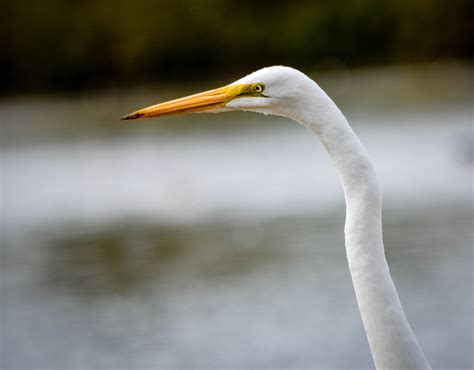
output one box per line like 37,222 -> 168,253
1,64 -> 473,369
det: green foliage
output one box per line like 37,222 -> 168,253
1,0 -> 472,92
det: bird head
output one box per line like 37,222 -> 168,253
121,66 -> 319,121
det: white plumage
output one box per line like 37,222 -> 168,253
124,66 -> 432,369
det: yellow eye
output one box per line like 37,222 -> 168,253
253,83 -> 264,93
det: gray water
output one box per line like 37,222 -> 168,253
1,64 -> 473,369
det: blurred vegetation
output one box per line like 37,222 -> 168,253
1,0 -> 472,93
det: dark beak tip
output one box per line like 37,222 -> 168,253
121,112 -> 144,121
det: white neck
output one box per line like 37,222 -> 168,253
294,87 -> 431,369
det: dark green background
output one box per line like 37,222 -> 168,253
2,0 -> 472,92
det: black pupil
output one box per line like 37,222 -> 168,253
255,85 -> 261,91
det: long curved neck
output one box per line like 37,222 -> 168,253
294,87 -> 431,369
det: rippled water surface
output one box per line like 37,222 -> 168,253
2,64 -> 473,369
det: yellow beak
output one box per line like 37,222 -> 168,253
121,84 -> 246,120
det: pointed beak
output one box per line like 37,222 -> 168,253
121,84 -> 246,120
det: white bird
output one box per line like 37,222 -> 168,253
123,66 -> 432,370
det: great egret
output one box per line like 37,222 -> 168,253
122,66 -> 432,370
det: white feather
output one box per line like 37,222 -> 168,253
223,66 -> 432,370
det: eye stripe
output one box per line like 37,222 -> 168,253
235,83 -> 266,97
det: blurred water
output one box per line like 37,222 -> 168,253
1,64 -> 473,369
